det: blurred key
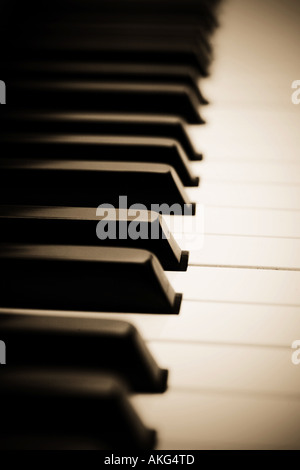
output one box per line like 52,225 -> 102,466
4,62 -> 207,103
8,81 -> 203,124
0,111 -> 203,161
0,368 -> 156,449
0,314 -> 168,393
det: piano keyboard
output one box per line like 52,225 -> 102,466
1,0 -> 300,450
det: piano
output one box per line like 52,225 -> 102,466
1,0 -> 300,450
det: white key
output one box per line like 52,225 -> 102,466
203,207 -> 300,238
191,160 -> 300,185
133,391 -> 300,449
167,267 -> 300,306
137,301 -> 300,348
188,109 -> 300,163
187,181 -> 300,210
148,342 -> 300,396
184,234 -> 300,270
167,206 -> 300,238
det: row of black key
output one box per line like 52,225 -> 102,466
0,0 -> 221,450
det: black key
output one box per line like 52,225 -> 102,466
0,159 -> 196,215
0,313 -> 168,393
0,435 -> 101,451
0,368 -> 156,450
2,2 -> 221,73
5,61 -> 208,104
5,26 -> 211,77
0,205 -> 189,271
3,0 -> 221,33
0,244 -> 182,314
0,111 -> 203,161
8,81 -> 204,124
6,45 -> 209,80
0,134 -> 199,187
